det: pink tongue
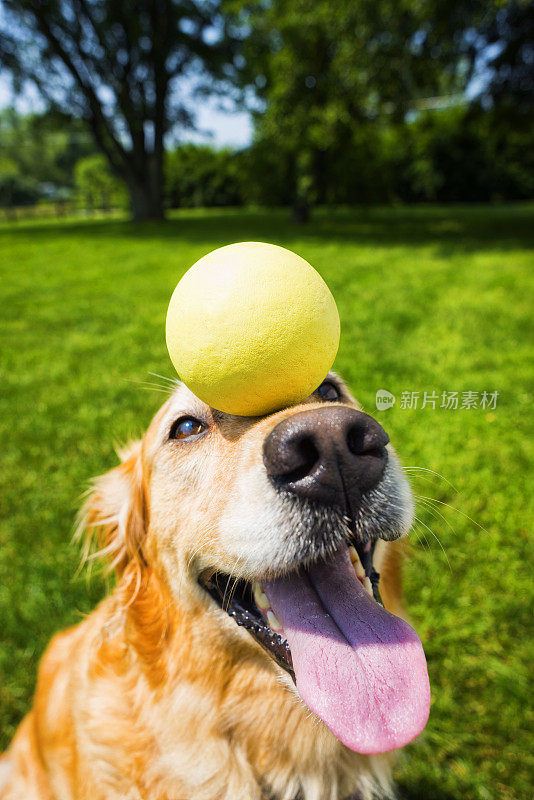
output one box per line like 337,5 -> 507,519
264,548 -> 430,754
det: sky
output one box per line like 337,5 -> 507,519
0,73 -> 254,148
181,99 -> 253,149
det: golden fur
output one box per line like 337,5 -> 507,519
0,376 -> 413,800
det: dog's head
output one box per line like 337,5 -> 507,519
83,372 -> 429,755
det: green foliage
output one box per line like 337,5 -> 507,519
74,155 -> 128,212
400,106 -> 534,202
478,0 -> 534,113
0,109 -> 97,208
232,0 -> 502,211
3,102 -> 533,214
240,105 -> 534,206
165,145 -> 243,208
0,155 -> 39,208
0,205 -> 532,799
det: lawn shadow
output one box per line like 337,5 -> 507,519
397,778 -> 463,800
1,204 -> 533,256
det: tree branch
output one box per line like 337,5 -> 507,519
26,1 -> 136,179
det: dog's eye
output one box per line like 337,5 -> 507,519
316,380 -> 341,402
169,416 -> 206,440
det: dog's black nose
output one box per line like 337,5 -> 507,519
263,407 -> 389,509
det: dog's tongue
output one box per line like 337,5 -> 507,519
264,548 -> 430,754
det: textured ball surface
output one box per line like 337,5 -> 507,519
166,241 -> 340,416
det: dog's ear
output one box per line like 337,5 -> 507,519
78,440 -> 147,576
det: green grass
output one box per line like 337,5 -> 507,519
0,205 -> 532,799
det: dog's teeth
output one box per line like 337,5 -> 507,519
266,610 -> 282,633
252,582 -> 270,610
362,576 -> 373,598
349,546 -> 365,579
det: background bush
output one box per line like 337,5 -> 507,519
2,101 -> 533,215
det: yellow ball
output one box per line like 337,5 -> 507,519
166,241 -> 340,416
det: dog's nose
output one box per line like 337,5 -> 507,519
263,407 -> 389,509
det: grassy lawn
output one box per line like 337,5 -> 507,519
0,205 -> 532,799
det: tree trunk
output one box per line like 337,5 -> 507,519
127,153 -> 165,222
291,199 -> 310,223
128,178 -> 164,221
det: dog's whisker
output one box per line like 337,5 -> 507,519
185,546 -> 210,574
222,555 -> 246,613
135,381 -> 176,395
142,378 -> 174,389
415,494 -> 487,533
404,473 -> 435,485
224,577 -> 240,613
409,519 -> 432,553
136,385 -> 174,395
176,524 -> 221,602
412,514 -> 452,572
186,531 -> 218,574
415,495 -> 458,540
414,500 -> 455,552
148,371 -> 180,387
226,564 -> 247,612
142,386 -> 175,395
124,376 -> 177,395
404,466 -> 458,492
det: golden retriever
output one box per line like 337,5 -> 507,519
0,373 -> 430,800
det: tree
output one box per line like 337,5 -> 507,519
0,108 -> 97,191
165,144 -> 243,208
477,1 -> 534,113
0,156 -> 40,210
234,0 -> 499,220
75,154 -> 127,211
0,1 -> 240,220
468,2 -> 534,200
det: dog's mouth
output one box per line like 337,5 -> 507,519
199,539 -> 381,682
199,569 -> 295,678
199,539 -> 431,755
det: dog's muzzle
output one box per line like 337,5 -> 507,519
263,406 -> 389,512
